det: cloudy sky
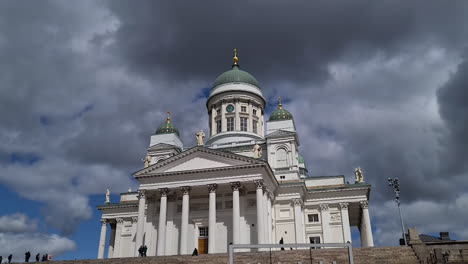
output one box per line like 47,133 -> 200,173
1,0 -> 468,260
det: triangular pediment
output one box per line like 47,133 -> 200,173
133,146 -> 266,177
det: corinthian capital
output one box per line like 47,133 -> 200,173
292,198 -> 303,207
116,218 -> 124,224
340,202 -> 349,210
159,188 -> 169,197
360,201 -> 369,209
137,189 -> 147,199
319,204 -> 329,211
208,184 -> 218,193
181,186 -> 191,195
100,218 -> 108,225
230,182 -> 241,191
253,180 -> 264,189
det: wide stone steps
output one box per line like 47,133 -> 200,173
43,246 -> 419,264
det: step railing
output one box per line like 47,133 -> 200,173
228,243 -> 354,264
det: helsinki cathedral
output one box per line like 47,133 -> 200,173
97,50 -> 374,259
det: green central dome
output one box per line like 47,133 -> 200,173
155,114 -> 179,136
212,65 -> 260,89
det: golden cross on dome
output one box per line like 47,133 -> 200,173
233,48 -> 239,65
166,112 -> 171,123
278,96 -> 283,109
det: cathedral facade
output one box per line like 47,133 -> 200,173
96,52 -> 374,259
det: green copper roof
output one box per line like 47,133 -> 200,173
212,65 -> 260,89
269,105 -> 293,121
155,116 -> 179,136
298,155 -> 305,164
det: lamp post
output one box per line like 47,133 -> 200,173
388,177 -> 407,246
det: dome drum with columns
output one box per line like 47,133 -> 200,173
96,50 -> 374,259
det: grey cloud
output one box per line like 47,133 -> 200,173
106,1 -> 468,88
0,213 -> 38,233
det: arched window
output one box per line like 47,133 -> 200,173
276,148 -> 288,168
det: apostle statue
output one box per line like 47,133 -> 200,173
142,155 -> 151,168
355,167 -> 364,183
128,187 -> 132,192
252,144 -> 262,158
105,189 -> 110,204
196,130 -> 205,146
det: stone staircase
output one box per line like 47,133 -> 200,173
46,246 -> 419,264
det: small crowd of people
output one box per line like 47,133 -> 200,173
137,245 -> 147,257
0,252 -> 50,263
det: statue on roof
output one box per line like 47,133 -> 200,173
105,189 -> 110,204
143,155 -> 152,168
252,144 -> 262,158
196,130 -> 205,146
355,167 -> 364,183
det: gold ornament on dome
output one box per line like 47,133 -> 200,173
233,48 -> 239,65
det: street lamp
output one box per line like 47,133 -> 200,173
388,177 -> 407,246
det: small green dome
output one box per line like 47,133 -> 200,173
298,155 -> 305,164
269,103 -> 293,121
212,65 -> 260,89
155,115 -> 179,136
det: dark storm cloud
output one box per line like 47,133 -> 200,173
437,54 -> 468,176
106,0 -> 468,88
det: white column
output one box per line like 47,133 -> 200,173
262,188 -> 268,243
340,203 -> 352,243
267,194 -> 273,244
320,204 -> 331,243
134,190 -> 147,256
108,223 -> 116,258
97,219 -> 107,259
113,218 -> 123,258
254,180 -> 264,244
235,100 -> 240,131
157,188 -> 169,256
211,107 -> 216,136
221,102 -> 227,132
180,186 -> 191,255
360,201 -> 374,247
208,184 -> 217,254
231,182 -> 241,245
293,198 -> 305,243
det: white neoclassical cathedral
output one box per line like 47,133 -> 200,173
97,51 -> 374,259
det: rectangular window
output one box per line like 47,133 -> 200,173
308,214 -> 319,223
199,227 -> 209,237
280,175 -> 285,179
253,109 -> 257,115
253,120 -> 258,134
241,106 -> 247,112
309,236 -> 321,244
227,117 -> 234,131
216,120 -> 222,133
240,117 -> 247,131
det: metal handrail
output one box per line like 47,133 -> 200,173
228,243 -> 354,264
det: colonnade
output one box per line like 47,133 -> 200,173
97,183 -> 374,259
96,180 -> 273,258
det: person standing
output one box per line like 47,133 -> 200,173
279,237 -> 285,250
143,245 -> 147,257
36,253 -> 40,262
0,256 -> 3,263
25,251 -> 31,262
8,254 -> 13,263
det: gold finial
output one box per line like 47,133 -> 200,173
166,112 -> 171,123
233,48 -> 239,66
278,96 -> 283,109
